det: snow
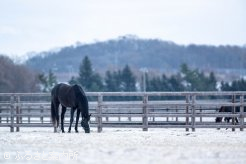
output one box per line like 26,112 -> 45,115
0,127 -> 246,164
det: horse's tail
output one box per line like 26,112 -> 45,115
215,106 -> 224,123
51,84 -> 61,127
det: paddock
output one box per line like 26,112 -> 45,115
0,92 -> 245,132
0,92 -> 246,163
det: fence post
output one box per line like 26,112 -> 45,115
199,106 -> 202,123
240,95 -> 244,131
166,108 -> 169,122
128,115 -> 131,122
10,95 -> 15,132
40,105 -> 44,124
176,106 -> 178,122
142,94 -> 148,131
185,95 -> 190,131
0,106 -> 1,123
28,107 -> 31,123
16,96 -> 20,132
97,94 -> 103,133
191,95 -> 196,132
232,95 -> 236,132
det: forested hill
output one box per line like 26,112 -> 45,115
26,36 -> 246,74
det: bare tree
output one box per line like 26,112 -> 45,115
0,55 -> 40,92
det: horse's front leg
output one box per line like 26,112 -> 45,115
235,117 -> 239,124
75,109 -> 80,133
224,117 -> 229,123
61,106 -> 66,133
68,108 -> 75,133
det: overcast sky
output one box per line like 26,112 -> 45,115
0,0 -> 245,57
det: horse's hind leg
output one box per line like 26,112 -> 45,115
75,109 -> 80,133
224,117 -> 230,123
61,106 -> 66,133
225,117 -> 230,130
68,108 -> 75,133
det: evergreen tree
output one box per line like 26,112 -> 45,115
38,69 -> 57,92
77,56 -> 93,90
90,73 -> 104,91
220,81 -> 231,91
238,79 -> 246,91
73,56 -> 103,91
221,79 -> 246,91
47,69 -> 58,91
38,73 -> 47,91
207,72 -> 217,91
120,65 -> 136,91
169,74 -> 185,91
161,74 -> 171,91
105,70 -> 121,91
105,71 -> 114,91
180,63 -> 217,91
148,76 -> 162,91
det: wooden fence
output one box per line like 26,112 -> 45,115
0,92 -> 245,132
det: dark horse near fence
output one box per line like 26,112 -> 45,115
215,106 -> 246,124
215,106 -> 239,124
51,83 -> 91,133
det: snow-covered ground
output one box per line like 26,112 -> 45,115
0,127 -> 246,164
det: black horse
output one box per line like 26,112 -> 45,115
215,106 -> 239,124
51,83 -> 91,133
215,106 -> 246,123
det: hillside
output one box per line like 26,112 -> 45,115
26,36 -> 246,78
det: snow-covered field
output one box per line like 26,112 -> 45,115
0,127 -> 246,164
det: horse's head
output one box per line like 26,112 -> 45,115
81,114 -> 91,133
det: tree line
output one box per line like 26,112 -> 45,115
0,55 -> 245,93
68,56 -> 246,92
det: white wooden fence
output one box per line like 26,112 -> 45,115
0,92 -> 245,132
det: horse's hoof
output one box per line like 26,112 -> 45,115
62,131 -> 65,133
68,131 -> 71,133
75,131 -> 79,133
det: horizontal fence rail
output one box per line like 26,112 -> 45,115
0,92 -> 245,132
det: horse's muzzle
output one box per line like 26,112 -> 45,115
81,121 -> 90,133
84,128 -> 90,133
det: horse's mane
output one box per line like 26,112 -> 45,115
73,84 -> 89,118
73,84 -> 86,96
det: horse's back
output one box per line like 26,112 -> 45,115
52,83 -> 70,96
221,106 -> 246,112
51,83 -> 87,103
52,83 -> 76,107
